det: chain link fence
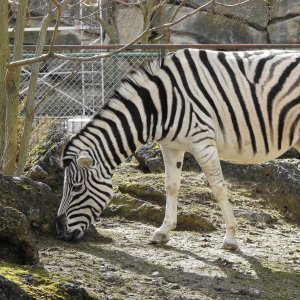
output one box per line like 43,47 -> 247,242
19,49 -> 163,134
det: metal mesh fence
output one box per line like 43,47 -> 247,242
19,50 -> 162,133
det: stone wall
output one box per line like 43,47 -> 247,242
10,0 -> 300,45
154,0 -> 300,44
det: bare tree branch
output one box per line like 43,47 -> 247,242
16,0 -> 72,175
9,54 -> 51,68
53,0 -> 214,61
81,0 -> 119,44
214,0 -> 251,7
8,0 -> 254,66
49,0 -> 63,56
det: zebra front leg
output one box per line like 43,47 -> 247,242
151,146 -> 184,244
192,145 -> 239,250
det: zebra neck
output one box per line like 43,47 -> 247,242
67,69 -> 167,175
83,108 -> 149,175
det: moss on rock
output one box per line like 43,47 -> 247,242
0,261 -> 95,300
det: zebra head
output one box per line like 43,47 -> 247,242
56,150 -> 113,241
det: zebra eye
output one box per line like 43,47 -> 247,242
73,184 -> 82,192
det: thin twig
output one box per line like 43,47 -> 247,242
214,0 -> 251,7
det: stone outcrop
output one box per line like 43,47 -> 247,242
26,123 -> 67,191
0,175 -> 60,234
222,160 -> 300,223
0,206 -> 39,265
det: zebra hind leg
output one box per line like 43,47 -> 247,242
151,146 -> 184,244
192,145 -> 239,250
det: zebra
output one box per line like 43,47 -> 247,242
57,48 -> 300,250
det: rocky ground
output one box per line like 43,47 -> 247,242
1,161 -> 299,300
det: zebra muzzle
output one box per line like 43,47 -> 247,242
56,214 -> 84,241
56,213 -> 68,238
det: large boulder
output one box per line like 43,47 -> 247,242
0,175 -> 60,234
0,206 -> 39,265
222,160 -> 300,223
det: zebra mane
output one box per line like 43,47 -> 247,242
62,57 -> 163,166
120,58 -> 161,87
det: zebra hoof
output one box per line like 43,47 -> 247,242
221,240 -> 239,251
151,231 -> 170,244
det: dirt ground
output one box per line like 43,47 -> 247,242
34,166 -> 300,300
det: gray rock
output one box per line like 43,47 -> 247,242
135,143 -> 201,173
28,0 -> 48,16
168,32 -> 199,44
0,206 -> 39,265
270,0 -> 300,19
237,210 -> 276,224
114,4 -> 144,44
26,123 -> 68,191
59,282 -> 95,300
27,165 -> 48,183
268,15 -> 300,44
55,31 -> 81,45
209,0 -> 269,29
0,275 -> 32,300
135,143 -> 164,173
155,5 -> 268,44
248,287 -> 261,297
0,174 -> 61,234
222,159 -> 300,223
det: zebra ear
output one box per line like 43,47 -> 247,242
77,151 -> 93,169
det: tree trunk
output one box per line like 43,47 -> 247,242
141,0 -> 154,44
0,0 -> 9,173
3,0 -> 28,175
17,0 -> 72,175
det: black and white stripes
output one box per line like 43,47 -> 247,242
57,49 -> 300,246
